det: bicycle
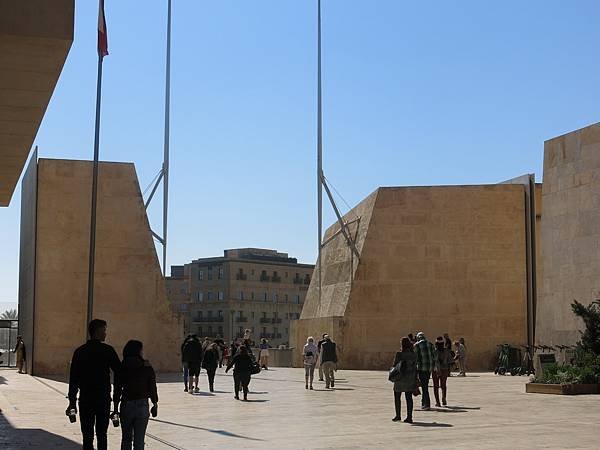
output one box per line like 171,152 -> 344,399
511,345 -> 535,376
494,344 -> 511,375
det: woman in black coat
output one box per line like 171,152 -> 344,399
202,342 -> 219,392
392,337 -> 417,423
225,345 -> 253,401
114,340 -> 158,450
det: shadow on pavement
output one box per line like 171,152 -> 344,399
445,405 -> 481,410
0,411 -> 80,449
429,407 -> 467,413
149,418 -> 265,441
410,421 -> 453,428
243,399 -> 269,403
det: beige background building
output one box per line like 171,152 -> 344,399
292,185 -> 535,370
538,122 -> 600,347
166,249 -> 314,346
18,158 -> 182,376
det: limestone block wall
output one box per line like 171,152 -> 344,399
538,123 -> 600,346
293,186 -> 529,370
19,158 -> 183,376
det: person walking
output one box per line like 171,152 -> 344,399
182,335 -> 203,393
202,342 -> 219,392
259,338 -> 270,370
180,335 -> 192,392
414,331 -> 436,411
391,337 -> 417,423
316,333 -> 328,381
225,345 -> 254,401
66,319 -> 121,450
213,335 -> 225,368
303,336 -> 318,390
454,340 -> 467,376
433,336 -> 452,407
320,335 -> 338,389
13,336 -> 26,374
113,340 -> 158,450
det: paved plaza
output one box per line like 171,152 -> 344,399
0,367 -> 598,449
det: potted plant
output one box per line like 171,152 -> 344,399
526,300 -> 600,395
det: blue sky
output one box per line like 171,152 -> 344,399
2,0 -> 600,307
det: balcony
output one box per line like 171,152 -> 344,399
236,273 -> 248,280
303,278 -> 311,285
271,275 -> 281,283
259,318 -> 271,324
272,318 -> 282,324
193,317 -> 224,323
293,277 -> 302,284
235,317 -> 248,323
259,274 -> 270,282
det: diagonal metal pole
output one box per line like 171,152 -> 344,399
162,0 -> 172,276
317,0 -> 323,304
322,178 -> 361,260
87,53 -> 104,328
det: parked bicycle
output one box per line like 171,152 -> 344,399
494,344 -> 511,375
510,345 -> 535,376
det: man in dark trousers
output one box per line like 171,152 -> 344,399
66,319 -> 121,450
320,335 -> 338,389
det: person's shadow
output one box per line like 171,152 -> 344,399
410,421 -> 453,427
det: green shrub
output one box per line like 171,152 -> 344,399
533,362 -> 599,385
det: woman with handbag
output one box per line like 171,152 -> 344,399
225,345 -> 254,401
391,337 -> 417,423
433,336 -> 452,406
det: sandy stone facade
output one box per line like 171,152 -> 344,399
292,185 -> 531,370
18,158 -> 183,376
538,122 -> 600,347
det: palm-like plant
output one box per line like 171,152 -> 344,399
0,309 -> 18,320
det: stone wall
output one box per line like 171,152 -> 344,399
293,185 -> 529,370
20,158 -> 183,375
538,123 -> 600,346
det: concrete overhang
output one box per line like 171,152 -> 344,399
0,0 -> 74,206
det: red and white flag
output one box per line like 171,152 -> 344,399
98,0 -> 108,57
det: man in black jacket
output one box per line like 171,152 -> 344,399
66,319 -> 121,450
182,335 -> 203,393
320,335 -> 338,389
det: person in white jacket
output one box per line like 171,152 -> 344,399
303,337 -> 318,390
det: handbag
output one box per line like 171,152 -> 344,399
388,361 -> 404,382
250,361 -> 261,375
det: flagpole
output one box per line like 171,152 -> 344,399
87,0 -> 108,329
317,0 -> 323,304
162,0 -> 172,276
87,53 -> 104,328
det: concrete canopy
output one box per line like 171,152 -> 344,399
0,0 -> 74,206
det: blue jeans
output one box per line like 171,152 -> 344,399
418,371 -> 431,408
120,399 -> 149,450
182,362 -> 189,387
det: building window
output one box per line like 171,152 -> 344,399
218,310 -> 223,318
262,312 -> 267,318
239,291 -> 244,300
251,311 -> 255,319
251,269 -> 255,276
218,291 -> 224,301
238,310 -> 243,318
208,326 -> 213,335
179,303 -> 188,311
207,266 -> 213,280
207,292 -> 212,301
207,310 -> 213,318
218,326 -> 223,335
293,295 -> 300,304
218,267 -> 224,279
285,294 -> 288,302
263,292 -> 267,301
196,292 -> 203,302
285,272 -> 288,278
238,326 -> 244,335
198,311 -> 203,319
304,274 -> 311,284
198,270 -> 204,281
262,327 -> 267,336
274,327 -> 279,335
272,312 -> 277,318
273,293 -> 278,302
251,292 -> 255,300
198,326 -> 203,335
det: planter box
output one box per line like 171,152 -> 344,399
526,383 -> 600,395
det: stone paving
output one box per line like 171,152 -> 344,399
1,367 -> 599,449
